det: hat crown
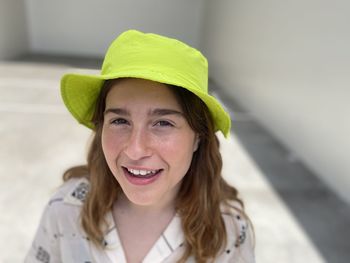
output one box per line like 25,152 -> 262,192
100,30 -> 208,94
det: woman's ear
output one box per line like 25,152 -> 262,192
193,135 -> 200,152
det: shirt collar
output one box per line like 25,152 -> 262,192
143,214 -> 184,263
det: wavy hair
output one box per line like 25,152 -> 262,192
63,78 -> 248,262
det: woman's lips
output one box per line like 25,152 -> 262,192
122,167 -> 163,185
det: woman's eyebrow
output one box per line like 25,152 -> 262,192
104,108 -> 130,116
150,108 -> 184,117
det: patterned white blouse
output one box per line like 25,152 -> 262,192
25,178 -> 255,263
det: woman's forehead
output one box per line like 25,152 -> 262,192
105,78 -> 181,109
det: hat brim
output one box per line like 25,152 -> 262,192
61,72 -> 231,137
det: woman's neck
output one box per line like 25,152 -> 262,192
114,193 -> 176,218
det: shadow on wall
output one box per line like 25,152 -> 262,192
210,79 -> 350,263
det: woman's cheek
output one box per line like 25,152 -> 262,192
102,130 -> 121,157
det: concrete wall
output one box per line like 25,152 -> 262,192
201,0 -> 350,203
0,0 -> 29,59
25,0 -> 206,56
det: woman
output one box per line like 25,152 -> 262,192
25,30 -> 255,263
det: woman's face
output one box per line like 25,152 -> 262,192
102,78 -> 198,209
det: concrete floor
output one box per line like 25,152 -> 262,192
0,56 -> 349,263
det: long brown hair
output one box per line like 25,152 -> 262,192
63,78 -> 247,262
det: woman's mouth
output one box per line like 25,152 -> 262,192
126,167 -> 160,178
122,167 -> 163,185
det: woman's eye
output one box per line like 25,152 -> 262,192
155,120 -> 174,127
111,118 -> 129,125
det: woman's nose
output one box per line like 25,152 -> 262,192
123,128 -> 152,160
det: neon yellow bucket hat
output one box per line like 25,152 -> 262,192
61,30 -> 231,137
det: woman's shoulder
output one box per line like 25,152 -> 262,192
220,201 -> 253,248
25,178 -> 92,263
220,200 -> 245,220
37,177 -> 91,234
219,201 -> 256,262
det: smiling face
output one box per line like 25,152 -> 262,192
101,78 -> 198,209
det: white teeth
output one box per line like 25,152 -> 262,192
127,168 -> 158,176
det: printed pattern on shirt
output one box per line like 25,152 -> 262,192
71,182 -> 89,202
35,246 -> 50,263
234,214 -> 248,248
